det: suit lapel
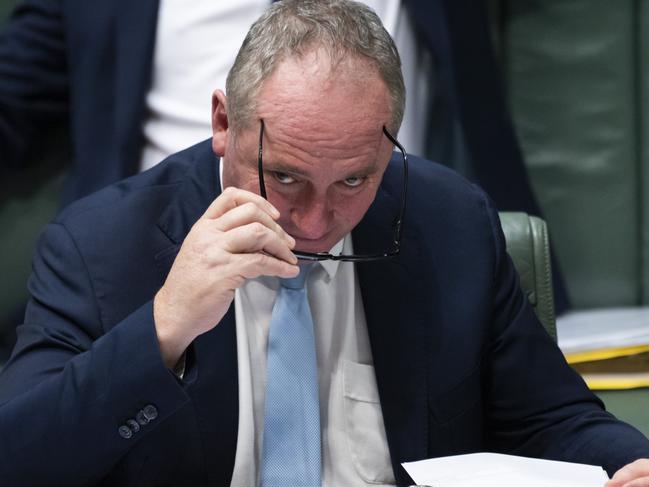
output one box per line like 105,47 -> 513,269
115,0 -> 160,175
354,180 -> 430,485
154,145 -> 239,485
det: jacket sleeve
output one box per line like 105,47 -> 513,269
0,222 -> 190,486
0,0 -> 70,172
481,194 -> 649,476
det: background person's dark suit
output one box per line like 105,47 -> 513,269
0,140 -> 645,486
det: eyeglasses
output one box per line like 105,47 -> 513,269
257,119 -> 408,262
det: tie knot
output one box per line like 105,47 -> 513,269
280,264 -> 312,290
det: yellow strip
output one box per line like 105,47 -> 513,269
583,376 -> 649,390
565,343 -> 649,364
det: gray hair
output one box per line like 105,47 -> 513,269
225,0 -> 405,133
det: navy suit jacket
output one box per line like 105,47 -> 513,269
0,140 -> 647,486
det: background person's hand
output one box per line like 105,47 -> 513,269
153,187 -> 299,368
605,459 -> 649,487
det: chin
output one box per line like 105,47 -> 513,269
294,241 -> 330,254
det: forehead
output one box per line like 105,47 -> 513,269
254,49 -> 393,140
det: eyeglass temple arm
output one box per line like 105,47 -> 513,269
258,120 -> 267,199
381,126 -> 408,246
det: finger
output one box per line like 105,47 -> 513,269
212,201 -> 295,247
202,186 -> 280,221
221,222 -> 298,264
234,252 -> 300,280
608,460 -> 649,487
620,478 -> 649,487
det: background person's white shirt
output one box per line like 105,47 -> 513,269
140,0 -> 267,171
140,0 -> 432,171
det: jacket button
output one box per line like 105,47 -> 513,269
143,404 -> 158,421
126,419 -> 140,433
118,425 -> 133,439
135,410 -> 149,426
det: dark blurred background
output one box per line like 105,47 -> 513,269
0,0 -> 68,361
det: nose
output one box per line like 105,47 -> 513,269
289,195 -> 333,241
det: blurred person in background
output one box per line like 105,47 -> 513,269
0,0 -> 545,229
0,0 -> 430,204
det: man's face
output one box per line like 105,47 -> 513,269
215,51 -> 395,254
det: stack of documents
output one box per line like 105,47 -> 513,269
557,307 -> 649,389
402,453 -> 608,487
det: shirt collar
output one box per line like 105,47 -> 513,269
318,238 -> 344,279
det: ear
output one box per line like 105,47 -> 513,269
211,89 -> 228,156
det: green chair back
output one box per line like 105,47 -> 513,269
492,0 -> 649,309
500,212 -> 556,340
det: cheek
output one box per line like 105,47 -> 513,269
223,162 -> 260,194
265,188 -> 295,214
221,141 -> 261,192
333,188 -> 377,226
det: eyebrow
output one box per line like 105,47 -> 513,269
262,162 -> 311,178
262,160 -> 380,179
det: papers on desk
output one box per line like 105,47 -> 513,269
557,307 -> 649,389
402,453 -> 609,487
558,307 -> 649,357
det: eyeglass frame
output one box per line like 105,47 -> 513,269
256,119 -> 408,262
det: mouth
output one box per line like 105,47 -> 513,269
293,241 -> 329,254
291,232 -> 336,254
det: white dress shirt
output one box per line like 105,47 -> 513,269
229,239 -> 395,487
140,0 -> 432,172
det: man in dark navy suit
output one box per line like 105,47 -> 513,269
0,1 -> 644,486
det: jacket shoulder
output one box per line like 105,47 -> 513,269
55,140 -> 212,229
403,154 -> 491,218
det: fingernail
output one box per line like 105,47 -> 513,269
270,205 -> 280,218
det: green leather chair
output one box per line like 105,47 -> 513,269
500,212 -> 556,340
495,0 -> 649,310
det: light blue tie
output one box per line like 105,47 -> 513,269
261,265 -> 321,487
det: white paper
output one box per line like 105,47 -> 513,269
557,306 -> 649,354
402,453 -> 609,487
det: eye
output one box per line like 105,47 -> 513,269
273,172 -> 296,184
343,176 -> 364,188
